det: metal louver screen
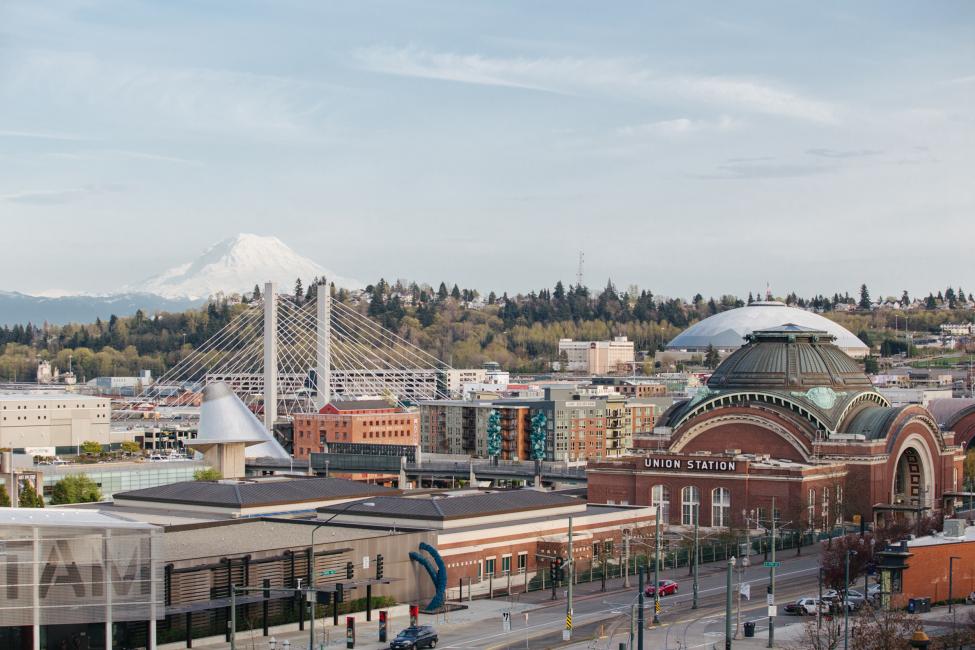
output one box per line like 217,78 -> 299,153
0,524 -> 163,626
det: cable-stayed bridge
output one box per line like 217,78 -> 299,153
119,281 -> 455,428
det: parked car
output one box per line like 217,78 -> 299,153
785,598 -> 828,616
645,579 -> 679,597
844,589 -> 866,610
390,625 -> 439,649
867,584 -> 882,603
821,589 -> 862,612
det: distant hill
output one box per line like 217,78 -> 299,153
0,291 -> 202,326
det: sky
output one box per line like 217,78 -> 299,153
1,1 -> 973,300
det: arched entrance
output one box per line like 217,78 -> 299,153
891,444 -> 933,510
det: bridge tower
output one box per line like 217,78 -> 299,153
263,281 -> 277,432
315,282 -> 332,410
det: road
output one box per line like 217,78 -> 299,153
439,548 -> 824,649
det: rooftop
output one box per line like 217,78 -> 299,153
113,476 -> 399,509
0,392 -> 108,402
317,489 -> 582,522
0,506 -> 156,531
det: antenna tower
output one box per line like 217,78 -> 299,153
576,251 -> 584,287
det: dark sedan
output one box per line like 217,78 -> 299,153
390,625 -> 439,649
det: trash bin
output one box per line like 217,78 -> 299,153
744,621 -> 756,638
907,599 -> 917,614
918,598 -> 931,613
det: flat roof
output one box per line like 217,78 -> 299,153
162,518 -> 408,561
0,392 -> 108,402
317,489 -> 583,521
114,476 -> 399,509
0,507 -> 156,530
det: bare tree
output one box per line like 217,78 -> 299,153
850,604 -> 919,650
787,612 -> 843,650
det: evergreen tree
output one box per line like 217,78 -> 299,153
294,278 -> 303,305
18,481 -> 44,508
437,282 -> 449,301
901,290 -> 910,307
450,284 -> 461,300
747,292 -> 754,305
945,287 -> 957,309
704,344 -> 720,369
858,284 -> 871,310
0,483 -> 10,507
487,291 -> 497,305
925,293 -> 937,310
252,284 -> 262,301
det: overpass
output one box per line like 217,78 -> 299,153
246,454 -> 587,485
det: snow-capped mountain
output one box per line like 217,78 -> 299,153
128,233 -> 362,299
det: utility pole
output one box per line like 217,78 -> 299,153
653,503 -> 661,624
768,496 -> 777,648
623,532 -> 630,588
692,505 -> 700,609
844,551 -> 856,650
230,585 -> 237,650
566,516 -> 574,640
726,556 -> 735,650
637,567 -> 645,650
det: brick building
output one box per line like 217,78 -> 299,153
878,524 -> 975,605
292,400 -> 419,460
588,326 -> 967,531
318,490 -> 656,589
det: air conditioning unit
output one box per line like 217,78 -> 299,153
943,519 -> 966,538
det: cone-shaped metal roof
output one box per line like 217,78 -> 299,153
194,382 -> 290,459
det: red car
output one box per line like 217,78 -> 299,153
645,579 -> 679,597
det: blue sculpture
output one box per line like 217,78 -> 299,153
409,542 -> 448,611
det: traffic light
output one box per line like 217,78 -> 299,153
346,561 -> 354,580
336,582 -> 344,603
554,556 -> 565,583
376,554 -> 384,580
549,561 -> 557,582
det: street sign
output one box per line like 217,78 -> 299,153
763,561 -> 781,567
320,569 -> 337,576
766,593 -> 774,606
502,611 -> 511,632
768,605 -> 778,617
362,556 -> 370,570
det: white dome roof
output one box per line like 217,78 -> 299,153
666,301 -> 869,356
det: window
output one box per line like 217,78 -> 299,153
807,488 -> 815,529
485,558 -> 496,576
517,552 -> 527,572
651,484 -> 671,522
501,555 -> 511,575
603,540 -> 613,556
711,487 -> 731,528
822,487 -> 830,530
835,485 -> 843,525
681,486 -> 700,526
592,543 -> 600,558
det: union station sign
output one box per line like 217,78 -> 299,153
644,457 -> 738,472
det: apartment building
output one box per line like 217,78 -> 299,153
418,400 -> 531,459
557,336 -> 635,374
292,399 -> 419,459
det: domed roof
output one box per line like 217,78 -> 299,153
707,325 -> 873,392
663,325 -> 887,435
666,301 -> 868,357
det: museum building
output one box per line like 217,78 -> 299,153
588,325 -> 968,530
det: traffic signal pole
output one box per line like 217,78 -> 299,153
566,516 -> 574,639
768,497 -> 776,648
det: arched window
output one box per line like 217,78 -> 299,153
681,486 -> 700,526
821,487 -> 830,531
711,488 -> 731,528
651,485 -> 670,522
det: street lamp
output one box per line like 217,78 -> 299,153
726,555 -> 735,650
309,501 -> 376,650
844,550 -> 857,650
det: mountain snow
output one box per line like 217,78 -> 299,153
129,233 -> 361,299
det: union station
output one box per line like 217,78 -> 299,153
588,325 -> 969,531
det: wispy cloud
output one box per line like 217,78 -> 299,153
618,115 -> 742,137
2,184 -> 123,205
806,147 -> 882,158
5,50 -> 325,136
0,129 -> 91,141
45,149 -> 203,166
694,160 -> 834,180
355,46 -> 838,124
